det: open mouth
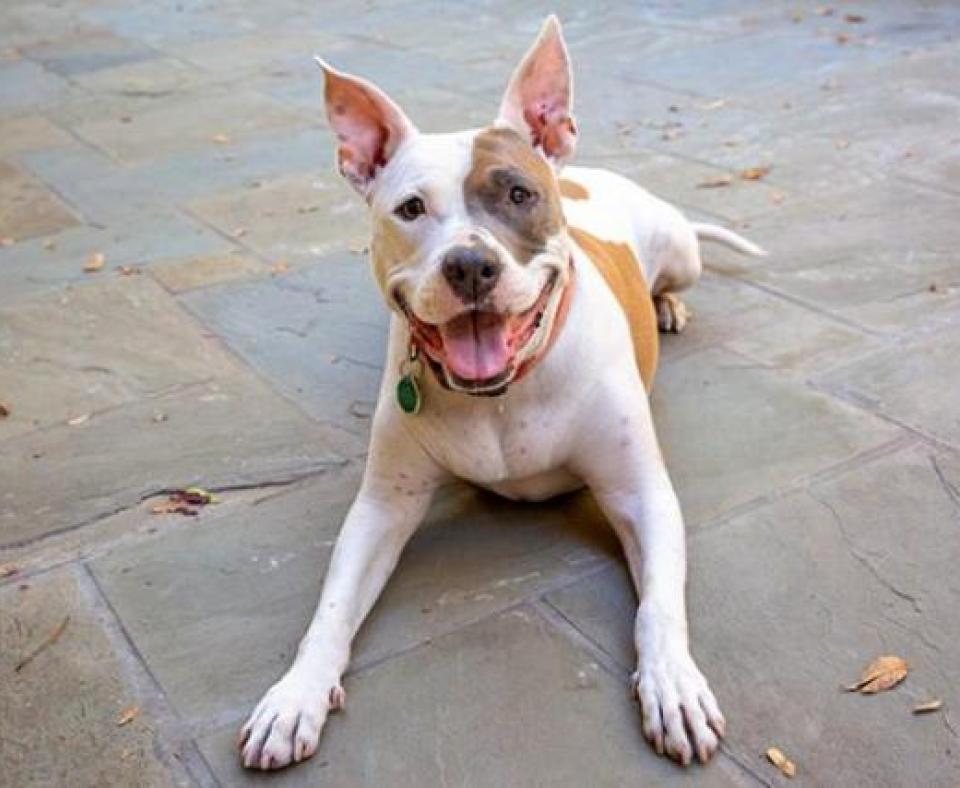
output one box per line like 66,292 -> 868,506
406,273 -> 559,394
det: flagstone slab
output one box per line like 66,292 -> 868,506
197,606 -> 753,787
816,323 -> 960,449
91,476 -> 619,724
187,171 -> 367,263
547,444 -> 960,787
69,88 -> 312,163
0,276 -> 239,441
0,567 -> 181,787
0,160 -> 79,242
0,208 -> 232,304
0,372 -> 345,548
180,253 -> 388,434
149,251 -> 269,293
652,347 -> 900,526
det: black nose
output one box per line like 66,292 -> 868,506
441,245 -> 503,303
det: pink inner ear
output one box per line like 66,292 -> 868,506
522,93 -> 576,160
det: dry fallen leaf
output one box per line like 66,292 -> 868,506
836,32 -> 850,45
913,698 -> 943,714
766,747 -> 797,778
180,487 -> 220,505
211,133 -> 231,145
67,413 -> 91,427
0,401 -> 9,418
845,655 -> 908,694
117,265 -> 142,276
697,174 -> 733,189
844,13 -> 866,23
150,487 -> 219,516
0,563 -> 19,579
84,252 -> 105,273
740,166 -> 771,181
151,500 -> 198,516
117,705 -> 140,726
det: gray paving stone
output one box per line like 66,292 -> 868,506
70,88 -> 312,163
187,171 -> 365,264
197,606 -> 753,787
0,208 -> 232,303
0,160 -> 79,241
24,29 -> 159,76
0,567 -> 181,787
0,276 -> 239,441
180,252 -> 388,434
0,59 -> 69,111
659,274 -> 874,373
549,444 -> 960,787
714,179 -> 960,334
0,115 -> 76,158
0,372 -> 346,547
816,323 -> 960,449
149,251 -> 269,293
652,347 -> 900,526
91,475 -> 618,723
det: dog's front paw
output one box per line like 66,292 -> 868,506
238,671 -> 345,770
632,651 -> 724,766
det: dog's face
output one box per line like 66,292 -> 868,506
319,17 -> 579,395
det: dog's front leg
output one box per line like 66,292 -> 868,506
572,383 -> 725,766
240,415 -> 445,770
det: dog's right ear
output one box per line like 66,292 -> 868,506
316,59 -> 417,197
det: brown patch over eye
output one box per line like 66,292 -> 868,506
464,127 -> 564,263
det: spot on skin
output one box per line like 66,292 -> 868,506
558,178 -> 589,200
568,226 -> 659,391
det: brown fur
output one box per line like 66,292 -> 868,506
464,127 -> 564,263
568,227 -> 658,391
558,178 -> 589,200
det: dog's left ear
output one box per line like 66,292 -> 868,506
496,15 -> 577,166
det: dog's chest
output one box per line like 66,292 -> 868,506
407,391 -> 577,491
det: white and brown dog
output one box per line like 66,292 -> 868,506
240,16 -> 764,771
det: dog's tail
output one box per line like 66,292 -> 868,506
692,223 -> 767,257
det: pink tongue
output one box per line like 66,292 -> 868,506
438,312 -> 511,381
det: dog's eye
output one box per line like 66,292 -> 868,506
395,196 -> 426,222
509,185 -> 532,205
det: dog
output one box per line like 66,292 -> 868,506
239,15 -> 764,771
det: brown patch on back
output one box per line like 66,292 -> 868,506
464,127 -> 564,263
568,226 -> 659,390
558,178 -> 589,200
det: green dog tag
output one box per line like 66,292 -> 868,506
396,374 -> 421,415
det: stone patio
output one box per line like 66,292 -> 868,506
2,1 -> 959,786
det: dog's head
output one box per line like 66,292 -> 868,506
318,17 -> 578,395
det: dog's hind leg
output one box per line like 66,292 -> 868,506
649,223 -> 702,334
